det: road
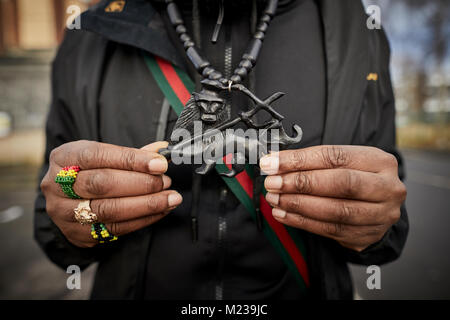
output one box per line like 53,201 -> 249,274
0,149 -> 449,299
351,149 -> 450,300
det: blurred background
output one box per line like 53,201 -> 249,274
0,0 -> 449,299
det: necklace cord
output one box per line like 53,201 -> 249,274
165,0 -> 278,86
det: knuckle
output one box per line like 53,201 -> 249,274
287,195 -> 302,212
384,152 -> 398,168
293,172 -> 312,194
86,171 -> 110,196
341,170 -> 360,198
289,150 -> 306,169
337,202 -> 355,224
146,195 -> 162,213
322,146 -> 348,168
388,208 -> 401,225
95,199 -> 117,221
395,180 -> 407,202
45,198 -> 70,221
293,214 -> 307,228
144,176 -> 161,194
374,175 -> 388,193
78,143 -> 100,168
325,222 -> 344,237
365,205 -> 382,224
49,147 -> 59,163
40,174 -> 51,194
45,199 -> 58,216
386,178 -> 407,202
120,149 -> 137,171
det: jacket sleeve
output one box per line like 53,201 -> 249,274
342,28 -> 409,266
33,32 -> 104,270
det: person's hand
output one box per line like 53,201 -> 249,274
260,145 -> 407,252
40,140 -> 182,248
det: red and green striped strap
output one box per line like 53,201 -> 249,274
143,53 -> 309,291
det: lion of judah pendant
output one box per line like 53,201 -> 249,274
159,79 -> 303,177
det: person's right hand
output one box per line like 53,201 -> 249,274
40,140 -> 182,248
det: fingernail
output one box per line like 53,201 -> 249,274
149,158 -> 168,173
265,176 -> 282,190
259,155 -> 279,175
162,175 -> 171,189
272,208 -> 286,219
168,192 -> 183,207
265,192 -> 279,206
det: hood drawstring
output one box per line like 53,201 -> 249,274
211,0 -> 225,44
156,98 -> 171,141
249,0 -> 263,232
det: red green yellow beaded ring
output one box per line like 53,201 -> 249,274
55,166 -> 81,199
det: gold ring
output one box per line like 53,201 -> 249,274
74,200 -> 97,225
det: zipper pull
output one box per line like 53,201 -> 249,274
211,0 -> 225,44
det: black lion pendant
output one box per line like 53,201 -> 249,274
159,79 -> 302,177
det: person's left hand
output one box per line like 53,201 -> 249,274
259,145 -> 407,252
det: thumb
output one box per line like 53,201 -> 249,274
141,141 -> 169,153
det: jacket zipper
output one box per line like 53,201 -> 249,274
215,15 -> 232,300
216,187 -> 228,300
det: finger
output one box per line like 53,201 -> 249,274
50,191 -> 182,223
265,193 -> 388,226
271,207 -> 387,242
48,199 -> 172,247
89,191 -> 183,223
141,141 -> 169,153
72,169 -> 171,199
52,140 -> 168,174
259,145 -> 398,175
264,169 -> 388,202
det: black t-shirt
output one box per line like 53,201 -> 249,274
138,0 -> 326,299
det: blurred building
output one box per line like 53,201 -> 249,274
0,0 -> 99,54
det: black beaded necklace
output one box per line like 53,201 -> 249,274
161,0 -> 303,178
166,0 -> 277,86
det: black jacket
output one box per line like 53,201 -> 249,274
34,0 -> 409,299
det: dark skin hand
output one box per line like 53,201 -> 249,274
40,140 -> 182,248
260,145 -> 407,252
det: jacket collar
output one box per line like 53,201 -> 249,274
80,0 -> 185,67
81,0 -> 370,144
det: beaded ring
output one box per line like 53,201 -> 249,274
55,166 -> 81,199
91,223 -> 118,243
